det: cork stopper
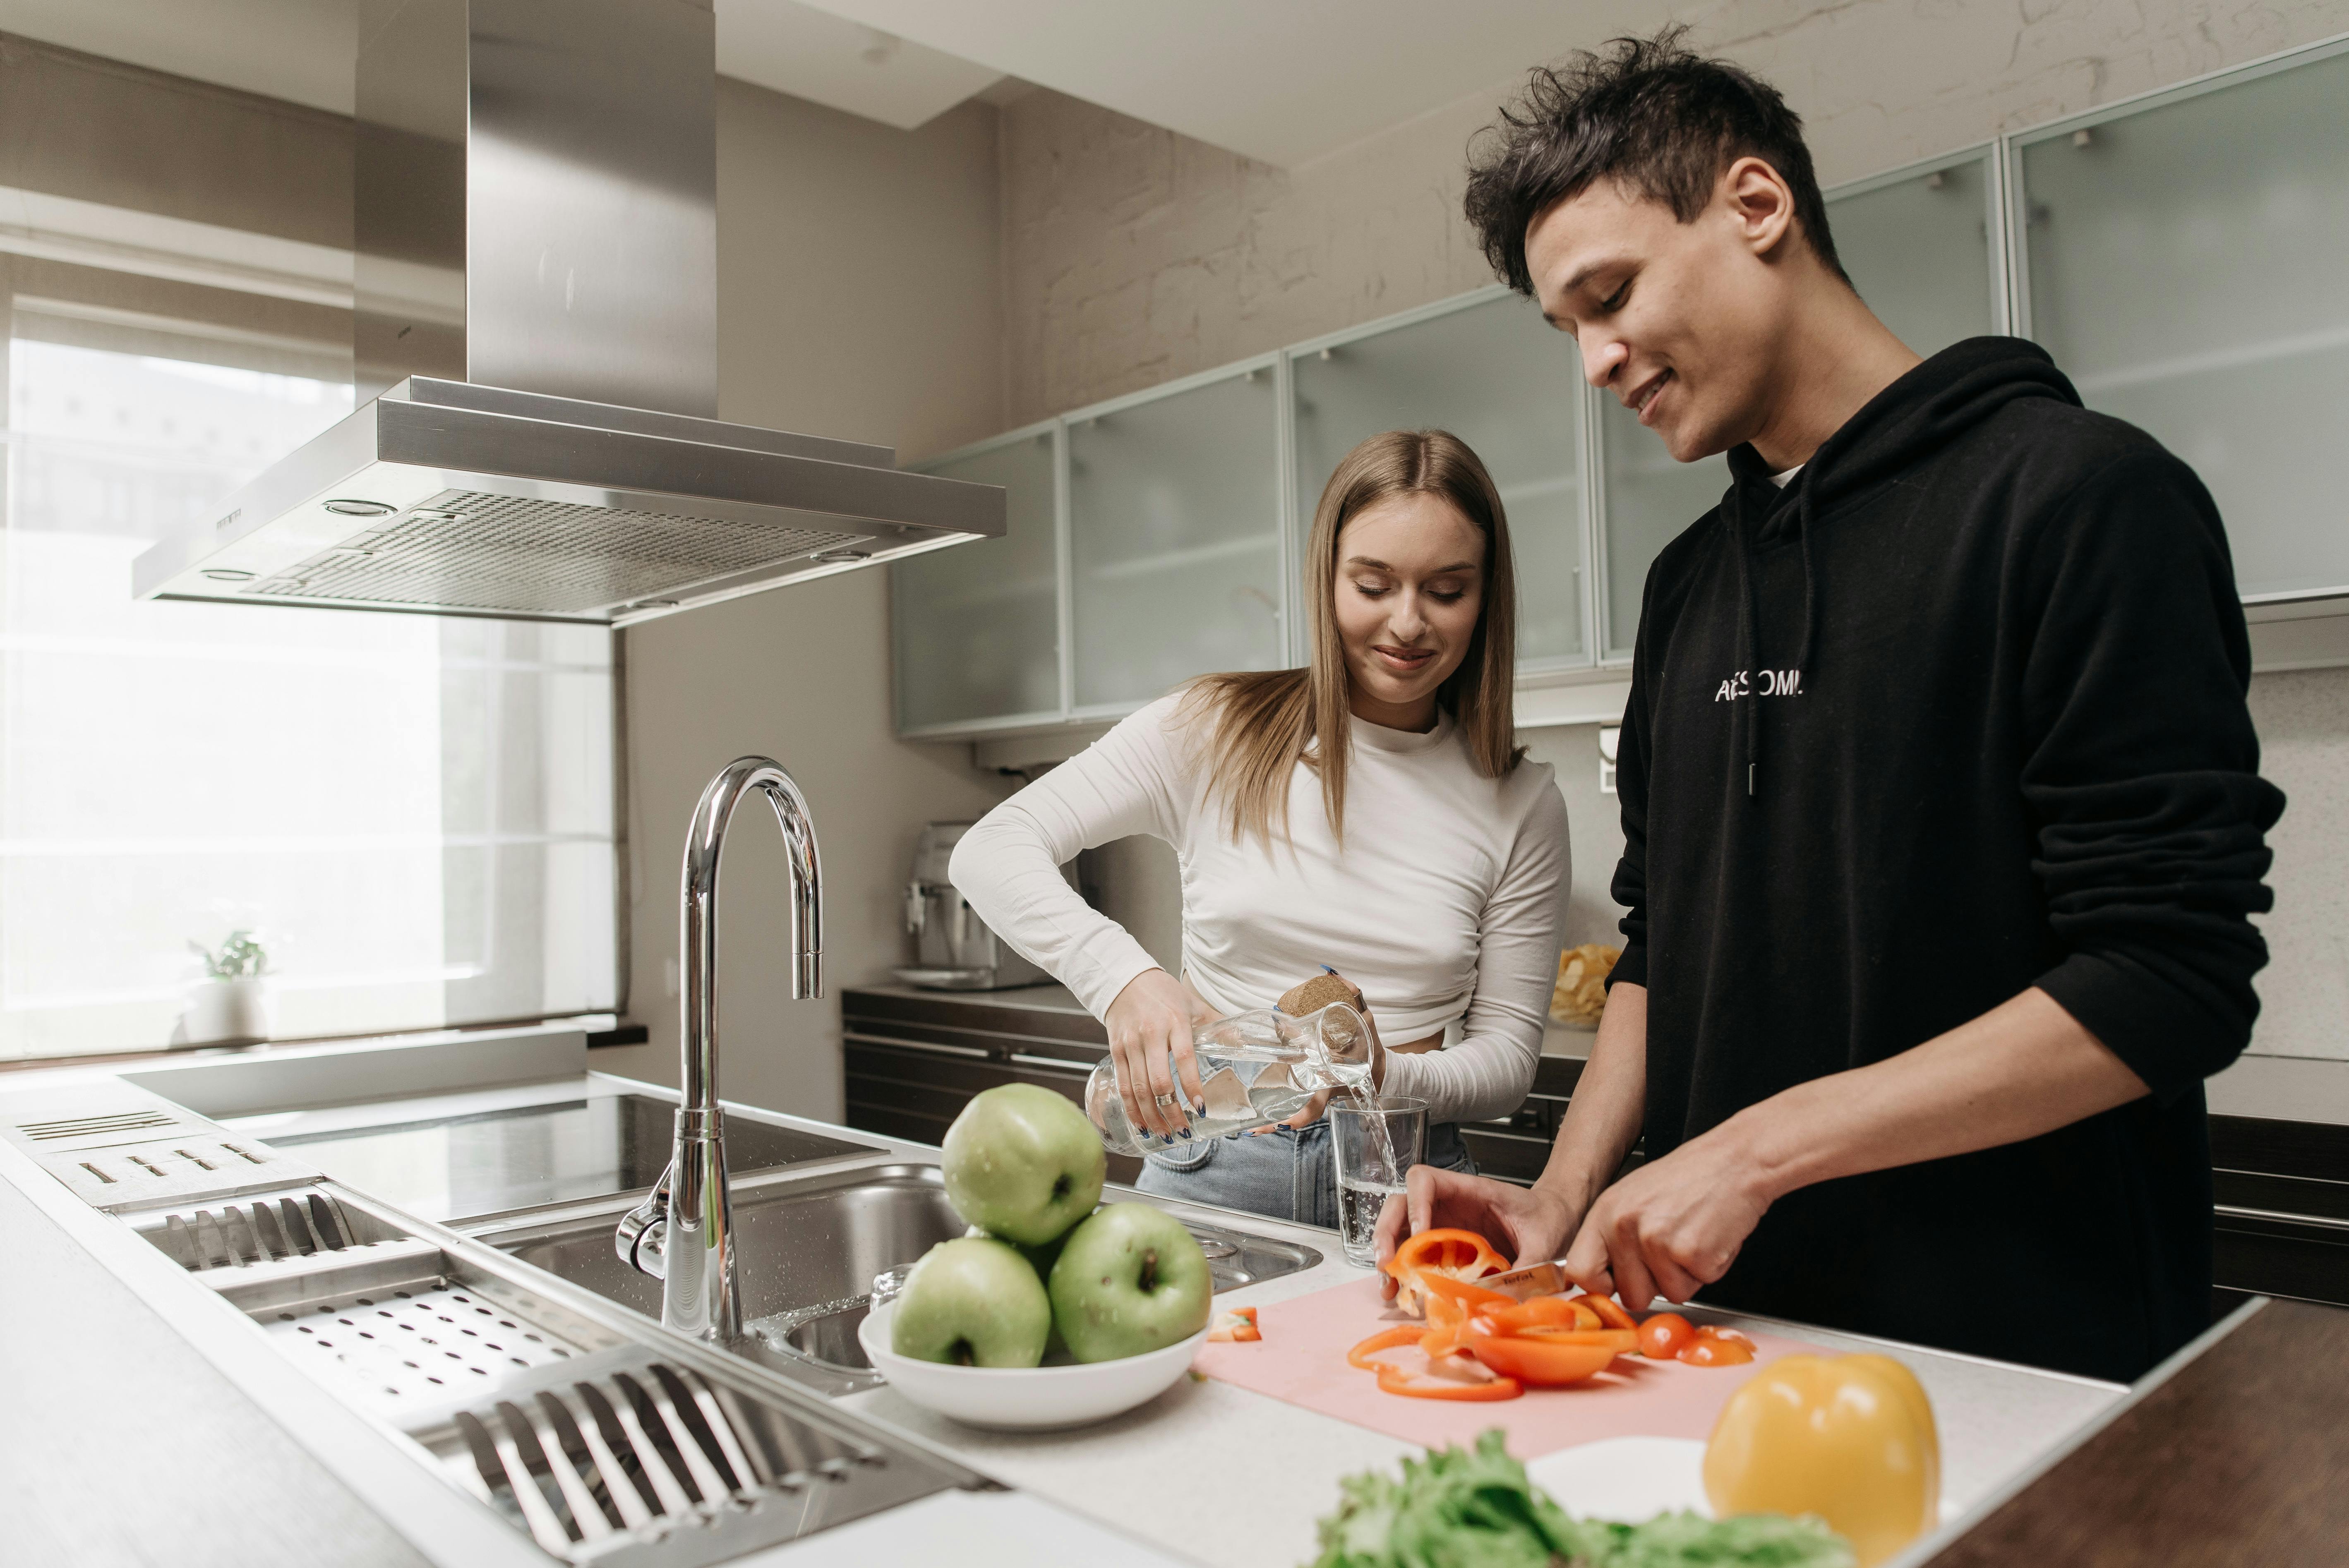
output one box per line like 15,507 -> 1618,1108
1277,971 -> 1361,1017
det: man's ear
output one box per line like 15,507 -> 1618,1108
1720,155 -> 1797,258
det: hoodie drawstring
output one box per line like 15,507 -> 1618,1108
1733,475 -> 1821,801
1731,488 -> 1762,798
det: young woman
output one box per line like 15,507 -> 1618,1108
950,429 -> 1568,1227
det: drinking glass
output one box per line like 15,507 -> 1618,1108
1330,1096 -> 1427,1267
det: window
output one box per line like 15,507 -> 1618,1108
0,315 -> 618,1059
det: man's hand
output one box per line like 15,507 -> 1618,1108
1104,968 -> 1207,1139
1562,1124 -> 1773,1310
1372,1165 -> 1579,1300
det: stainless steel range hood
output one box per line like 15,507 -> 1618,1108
132,0 -> 1002,626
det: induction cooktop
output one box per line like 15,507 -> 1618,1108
269,1092 -> 875,1223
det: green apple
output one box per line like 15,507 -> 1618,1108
942,1083 -> 1106,1247
889,1237 -> 1050,1367
1048,1203 -> 1213,1363
974,1224 -> 1071,1358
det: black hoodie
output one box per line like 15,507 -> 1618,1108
1610,337 -> 2285,1382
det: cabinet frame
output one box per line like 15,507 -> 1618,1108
895,416 -> 1067,741
2001,30 -> 2349,609
1824,141 -> 2012,338
1281,283 -> 1598,677
1061,351 -> 1287,725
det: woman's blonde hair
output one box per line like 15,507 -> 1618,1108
1181,429 -> 1523,847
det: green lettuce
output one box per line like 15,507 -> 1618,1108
1308,1431 -> 1853,1568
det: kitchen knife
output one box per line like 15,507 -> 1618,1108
1480,1258 -> 1577,1301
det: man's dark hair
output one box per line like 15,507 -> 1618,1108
1464,26 -> 1847,294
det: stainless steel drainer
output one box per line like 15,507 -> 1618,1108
131,1187 -> 394,1271
262,1280 -> 589,1411
423,1348 -> 892,1562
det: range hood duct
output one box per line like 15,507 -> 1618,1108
132,0 -> 1002,626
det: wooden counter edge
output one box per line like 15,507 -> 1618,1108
1904,1295 -> 2349,1566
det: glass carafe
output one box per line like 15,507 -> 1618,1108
1085,1001 -> 1384,1157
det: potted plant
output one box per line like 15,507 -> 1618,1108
182,929 -> 272,1045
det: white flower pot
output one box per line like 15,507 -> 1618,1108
183,976 -> 272,1045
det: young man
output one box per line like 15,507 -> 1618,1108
1376,31 -> 2285,1382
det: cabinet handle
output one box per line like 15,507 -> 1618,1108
1008,1051 -> 1092,1074
846,1032 -> 991,1060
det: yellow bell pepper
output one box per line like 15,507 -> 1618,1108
1703,1353 -> 1940,1567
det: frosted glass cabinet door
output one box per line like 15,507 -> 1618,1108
1599,400 -> 1729,659
1292,293 -> 1588,666
893,430 -> 1060,731
1068,371 -> 1281,710
2019,47 -> 2349,598
1829,151 -> 2000,358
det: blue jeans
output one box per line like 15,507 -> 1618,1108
1133,1117 -> 1476,1229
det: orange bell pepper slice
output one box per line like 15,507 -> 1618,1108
1206,1306 -> 1260,1343
1512,1326 -> 1641,1354
1347,1325 -> 1427,1371
1387,1228 -> 1510,1279
1385,1228 -> 1510,1317
1376,1362 -> 1523,1400
1482,1295 -> 1602,1334
1571,1292 -> 1639,1331
1465,1327 -> 1619,1387
1679,1334 -> 1756,1367
1416,1273 -> 1514,1312
1418,1293 -> 1475,1358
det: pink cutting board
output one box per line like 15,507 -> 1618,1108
1193,1275 -> 1821,1460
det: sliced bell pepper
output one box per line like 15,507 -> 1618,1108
1421,1348 -> 1504,1385
1387,1228 -> 1510,1279
1346,1325 -> 1427,1371
1416,1272 -> 1514,1312
1418,1293 -> 1475,1358
1375,1362 -> 1523,1400
1481,1295 -> 1602,1333
1679,1335 -> 1755,1366
1511,1326 -> 1641,1354
1384,1228 -> 1510,1317
1206,1306 -> 1260,1343
1464,1326 -> 1619,1387
1571,1292 -> 1639,1331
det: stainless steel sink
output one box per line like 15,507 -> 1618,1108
473,1163 -> 1322,1392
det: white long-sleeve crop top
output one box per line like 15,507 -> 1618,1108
948,692 -> 1569,1125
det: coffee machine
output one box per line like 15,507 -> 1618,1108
893,821 -> 1047,990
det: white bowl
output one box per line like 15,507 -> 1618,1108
857,1301 -> 1207,1431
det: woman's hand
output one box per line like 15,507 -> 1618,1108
1105,968 -> 1208,1139
1372,1165 -> 1579,1300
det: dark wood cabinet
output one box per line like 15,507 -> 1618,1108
843,987 -> 1142,1186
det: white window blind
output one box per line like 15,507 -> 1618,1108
0,318 -> 619,1059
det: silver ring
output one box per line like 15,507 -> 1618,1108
1153,1092 -> 1178,1108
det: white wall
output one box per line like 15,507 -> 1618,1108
593,81 -> 1016,1117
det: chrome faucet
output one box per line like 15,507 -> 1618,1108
616,756 -> 822,1342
